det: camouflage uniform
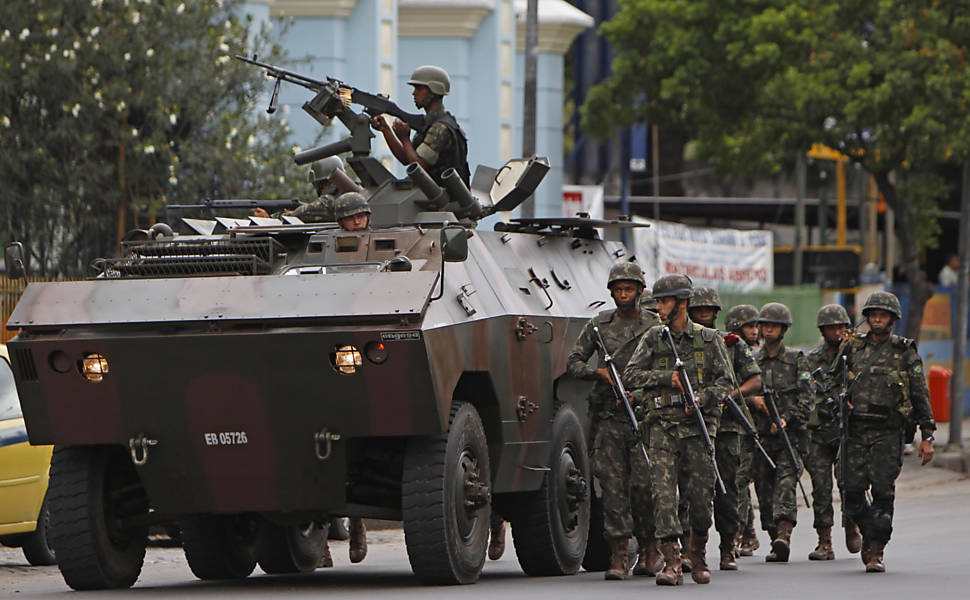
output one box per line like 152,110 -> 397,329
839,292 -> 935,563
682,289 -> 760,566
805,339 -> 842,530
281,195 -> 335,223
753,344 -> 812,528
566,264 -> 658,545
623,325 -> 732,539
724,304 -> 761,553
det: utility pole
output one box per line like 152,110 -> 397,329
520,0 -> 538,218
794,153 -> 806,285
950,160 -> 969,448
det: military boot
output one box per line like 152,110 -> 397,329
844,523 -> 862,554
632,537 -> 662,577
688,532 -> 711,584
656,540 -> 684,586
733,531 -> 742,558
318,539 -> 333,568
605,537 -> 630,580
719,534 -> 738,571
349,517 -> 367,563
865,541 -> 886,573
764,527 -> 779,561
766,520 -> 793,563
739,523 -> 759,556
488,519 -> 506,560
679,535 -> 693,573
808,527 -> 835,560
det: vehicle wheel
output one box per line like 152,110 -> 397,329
22,497 -> 57,566
181,515 -> 258,580
48,446 -> 148,590
402,402 -> 491,585
327,517 -> 350,541
510,405 -> 590,576
582,494 -> 610,572
256,521 -> 327,574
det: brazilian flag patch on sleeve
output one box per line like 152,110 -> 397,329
800,371 -> 813,382
912,363 -> 923,375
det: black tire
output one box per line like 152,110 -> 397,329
181,515 -> 258,580
48,446 -> 148,590
402,402 -> 491,585
22,497 -> 57,566
582,494 -> 610,572
510,406 -> 590,576
256,521 -> 327,574
327,517 -> 350,541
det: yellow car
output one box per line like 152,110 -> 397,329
0,344 -> 56,565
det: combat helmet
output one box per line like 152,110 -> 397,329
816,304 -> 851,328
408,65 -> 450,96
333,192 -> 371,220
862,291 -> 902,320
689,286 -> 722,310
652,274 -> 692,299
607,262 -> 646,289
725,304 -> 759,332
309,156 -> 345,193
758,302 -> 793,326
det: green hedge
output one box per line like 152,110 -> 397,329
715,285 -> 823,350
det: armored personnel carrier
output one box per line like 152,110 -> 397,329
4,60 -> 646,590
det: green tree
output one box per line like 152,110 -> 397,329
584,0 -> 970,339
0,0 -> 312,277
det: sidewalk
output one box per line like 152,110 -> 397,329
931,417 -> 970,474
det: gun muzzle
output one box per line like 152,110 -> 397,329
406,162 -> 447,209
295,138 -> 353,165
441,168 -> 482,218
329,168 -> 363,194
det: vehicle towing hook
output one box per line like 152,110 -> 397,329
128,434 -> 158,466
314,428 -> 341,461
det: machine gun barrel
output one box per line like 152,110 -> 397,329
592,327 -> 650,466
660,326 -> 726,495
762,377 -> 811,506
167,199 -> 302,210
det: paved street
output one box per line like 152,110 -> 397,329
2,451 -> 967,598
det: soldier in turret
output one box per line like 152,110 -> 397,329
255,156 -> 346,222
371,65 -> 470,186
623,275 -> 733,586
750,303 -> 813,563
332,192 -> 371,231
686,288 -> 761,571
804,304 -> 860,560
566,262 -> 659,580
723,304 -> 763,557
836,291 -> 935,573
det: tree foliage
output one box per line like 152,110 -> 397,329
0,0 -> 312,277
584,0 -> 970,338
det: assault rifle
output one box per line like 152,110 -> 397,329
762,371 -> 811,506
660,326 -> 726,494
715,337 -> 776,470
592,327 -> 650,466
836,354 -> 850,490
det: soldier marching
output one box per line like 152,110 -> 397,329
566,270 -> 938,583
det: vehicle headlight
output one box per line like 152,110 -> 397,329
331,345 -> 362,375
79,353 -> 109,382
